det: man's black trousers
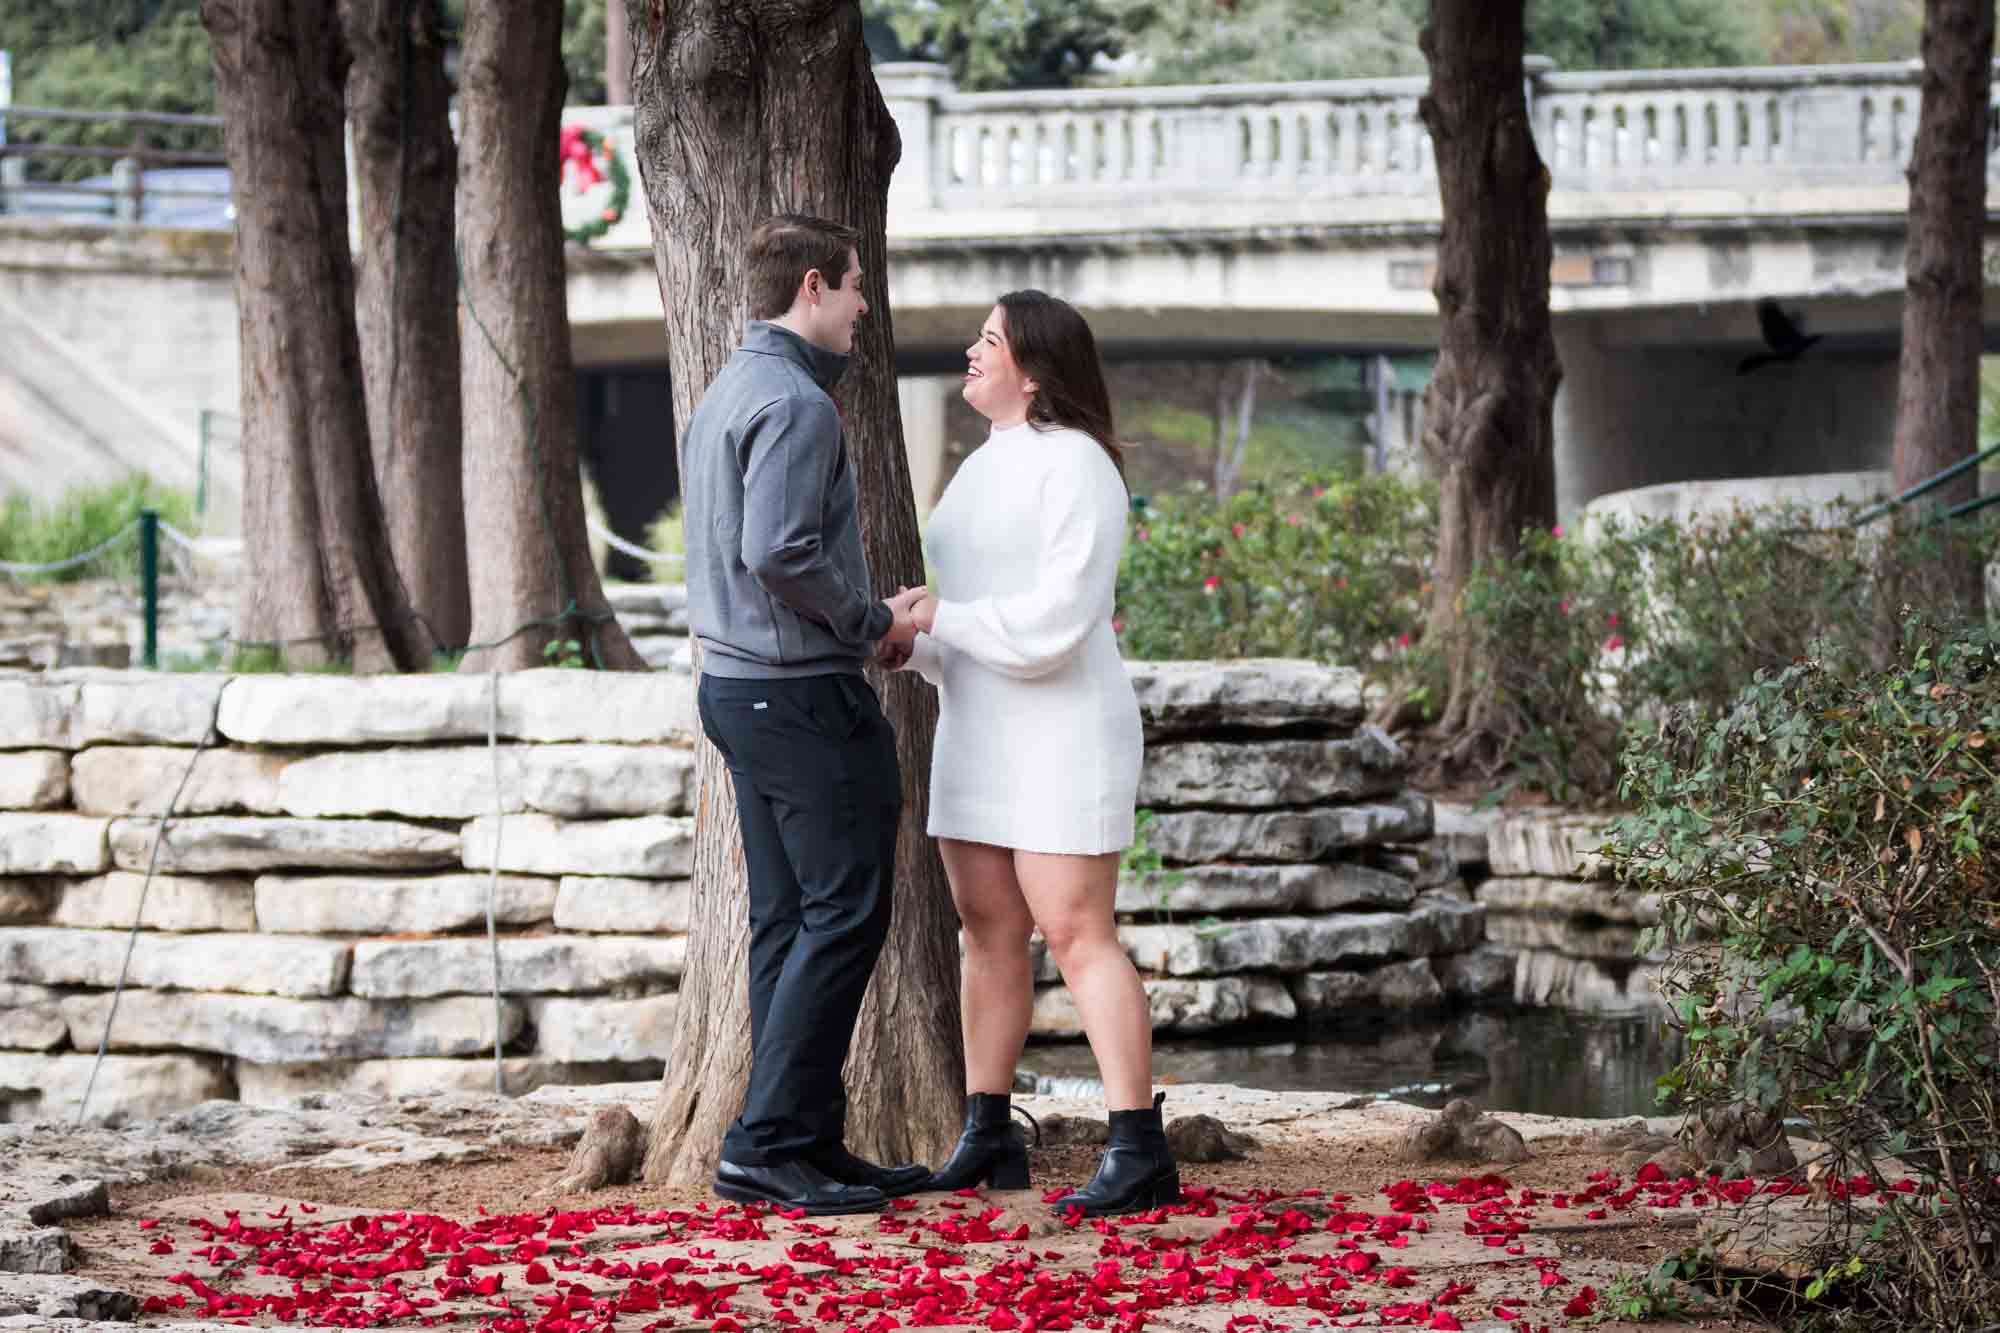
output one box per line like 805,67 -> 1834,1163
696,671 -> 902,1166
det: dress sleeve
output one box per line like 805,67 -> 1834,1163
899,631 -> 946,687
927,443 -> 1125,680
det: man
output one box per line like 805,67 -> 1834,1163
680,213 -> 929,1216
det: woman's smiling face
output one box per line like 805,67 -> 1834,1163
962,304 -> 1035,428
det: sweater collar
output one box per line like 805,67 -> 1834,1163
742,320 -> 849,391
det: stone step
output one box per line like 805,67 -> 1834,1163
57,990 -> 523,1062
1136,728 -> 1404,809
253,872 -> 556,935
0,927 -> 350,997
107,815 -> 460,873
1144,793 -> 1432,864
349,935 -> 686,998
1031,975 -> 1295,1037
1126,660 -> 1367,738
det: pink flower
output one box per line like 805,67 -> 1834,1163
1558,599 -> 1571,615
1335,576 -> 1349,590
1397,632 -> 1411,650
1312,486 -> 1327,498
1286,514 -> 1301,527
1136,527 -> 1149,542
1607,611 -> 1619,628
1112,618 -> 1124,633
1203,575 -> 1220,595
1604,634 -> 1625,653
1231,523 -> 1246,539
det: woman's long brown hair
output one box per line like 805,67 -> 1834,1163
997,289 -> 1125,482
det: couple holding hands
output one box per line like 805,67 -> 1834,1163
681,213 -> 1178,1217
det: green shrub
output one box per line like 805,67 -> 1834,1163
0,476 -> 197,583
1611,617 -> 2000,1329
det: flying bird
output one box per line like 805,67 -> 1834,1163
1736,298 -> 1823,376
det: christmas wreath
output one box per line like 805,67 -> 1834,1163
558,123 -> 631,246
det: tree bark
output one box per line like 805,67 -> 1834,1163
1415,0 -> 1561,764
455,0 -> 644,672
202,0 -> 429,672
341,0 -> 469,651
1888,0 -> 1993,614
625,0 -> 963,1185
605,0 -> 632,105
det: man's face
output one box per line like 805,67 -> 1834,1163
809,248 -> 868,355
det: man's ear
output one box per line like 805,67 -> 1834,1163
803,269 -> 822,304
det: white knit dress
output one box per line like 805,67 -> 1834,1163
902,421 -> 1142,855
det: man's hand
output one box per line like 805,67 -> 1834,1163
875,639 -> 913,670
881,585 -> 929,648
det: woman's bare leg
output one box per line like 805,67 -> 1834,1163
1015,850 -> 1153,1110
939,837 -> 1035,1094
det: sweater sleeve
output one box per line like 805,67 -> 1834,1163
737,395 -> 891,645
928,445 -> 1125,680
898,631 -> 946,687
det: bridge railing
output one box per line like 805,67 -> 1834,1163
0,105 -> 229,225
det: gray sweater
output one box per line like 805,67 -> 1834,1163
682,321 -> 893,679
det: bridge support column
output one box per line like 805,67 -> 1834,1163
898,372 -> 958,513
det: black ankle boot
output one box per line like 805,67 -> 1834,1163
1054,1092 -> 1181,1216
924,1092 -> 1031,1191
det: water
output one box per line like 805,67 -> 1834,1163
1019,1009 -> 1686,1121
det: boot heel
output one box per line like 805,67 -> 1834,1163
1146,1170 -> 1183,1208
985,1149 -> 1031,1191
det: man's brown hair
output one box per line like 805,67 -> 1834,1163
746,214 -> 863,321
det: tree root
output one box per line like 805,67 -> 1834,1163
546,1105 -> 646,1196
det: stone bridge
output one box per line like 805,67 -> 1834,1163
4,58 -> 1999,525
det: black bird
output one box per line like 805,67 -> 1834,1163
1736,298 -> 1823,376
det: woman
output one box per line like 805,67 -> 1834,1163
900,290 -> 1178,1216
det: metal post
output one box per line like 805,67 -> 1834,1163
140,508 -> 159,670
196,410 -> 211,522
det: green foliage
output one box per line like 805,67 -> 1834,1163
0,476 -> 195,583
1576,1256 -> 1706,1323
542,637 -> 586,669
863,0 -> 1129,91
1527,0 -> 1764,72
1761,0 -> 1922,64
1114,472 -> 1436,675
560,0 -> 609,105
1117,0 -> 1425,84
1611,616 -> 2000,1328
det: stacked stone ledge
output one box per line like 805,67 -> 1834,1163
1028,661 -> 1487,1039
0,669 -> 696,1124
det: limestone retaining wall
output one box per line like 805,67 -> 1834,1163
0,660 -> 1495,1124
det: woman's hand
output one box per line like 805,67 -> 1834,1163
913,594 -> 940,634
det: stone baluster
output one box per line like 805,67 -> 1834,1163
1789,79 -> 1873,174
877,62 -> 954,215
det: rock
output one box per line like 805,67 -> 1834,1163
253,873 -> 556,935
0,817 -> 108,876
0,1226 -> 74,1274
530,995 -> 678,1063
462,814 -> 693,878
1116,900 -> 1483,978
1645,1144 -> 1703,1180
1368,844 -> 1458,890
1037,1114 -> 1108,1145
602,584 -> 678,616
1488,810 -> 1614,880
0,1053 -> 231,1127
234,1057 -> 647,1104
1694,1102 -> 1798,1178
0,928 -> 349,997
73,673 -> 227,744
69,746 -> 288,816
350,936 -> 685,997
553,877 -> 693,933
1419,881 -> 1473,904
1513,952 -> 1665,1015
1116,862 -> 1414,917
1030,977 -> 1295,1037
275,747 -> 526,820
48,873 -> 255,932
546,1105 -> 645,1195
1436,947 -> 1515,1002
1136,731 -> 1404,809
23,1181 -> 107,1226
218,671 -> 695,747
0,681 -> 77,750
0,754 -> 66,811
108,816 -> 459,873
1144,794 -> 1432,864
1125,661 -> 1366,738
1398,1098 -> 1530,1165
1475,876 -> 1659,925
1292,958 -> 1443,1014
1483,914 -> 1651,961
0,985 -> 67,1050
1428,801 -> 1501,869
515,746 -> 696,818
59,991 -> 522,1062
1164,1114 -> 1256,1162
0,884 -> 51,925
0,1272 -> 138,1320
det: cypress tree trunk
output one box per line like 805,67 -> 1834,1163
1416,0 -> 1562,768
202,0 -> 429,672
625,0 -> 963,1184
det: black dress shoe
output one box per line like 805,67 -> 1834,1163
809,1143 -> 932,1197
714,1157 -> 887,1215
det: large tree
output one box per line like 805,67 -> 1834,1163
454,0 -> 643,672
1414,0 -> 1562,767
201,0 -> 430,671
1886,0 -> 1993,610
624,0 -> 964,1183
340,0 -> 469,650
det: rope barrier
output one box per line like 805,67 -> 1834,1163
588,518 -> 683,565
0,521 -> 140,577
485,669 -> 507,1097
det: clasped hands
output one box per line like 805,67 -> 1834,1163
876,585 -> 941,668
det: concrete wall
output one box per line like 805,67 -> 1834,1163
0,661 -> 1499,1125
